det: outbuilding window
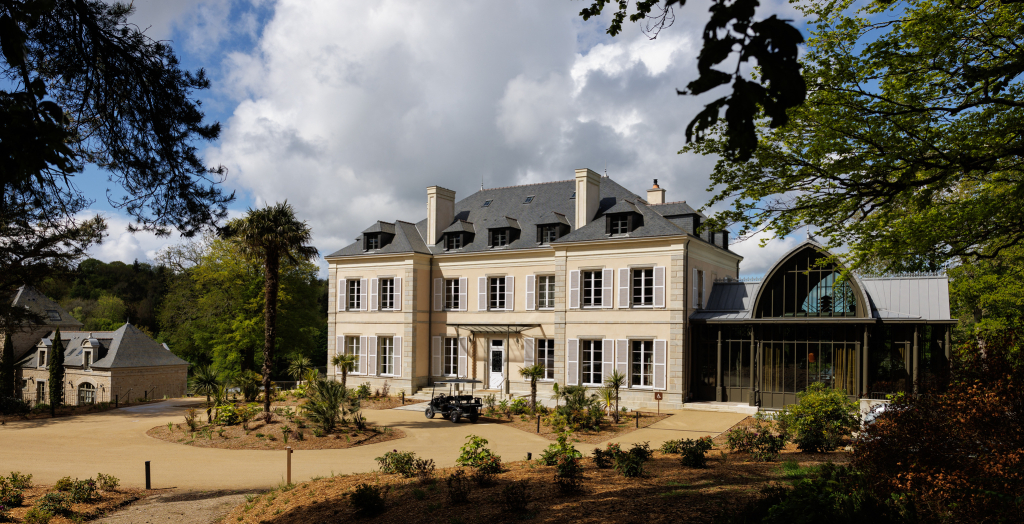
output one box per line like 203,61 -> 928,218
78,383 -> 96,405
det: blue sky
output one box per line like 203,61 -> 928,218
83,0 -> 809,276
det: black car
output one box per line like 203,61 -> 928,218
425,379 -> 483,423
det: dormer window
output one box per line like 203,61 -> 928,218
611,215 -> 629,234
605,210 -> 642,235
490,229 -> 509,247
83,351 -> 92,371
446,233 -> 464,250
365,234 -> 381,250
38,350 -> 46,368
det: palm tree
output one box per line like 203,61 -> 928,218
286,355 -> 314,382
189,365 -> 221,423
222,202 -> 318,421
331,353 -> 357,391
518,364 -> 545,412
599,387 -> 616,417
604,370 -> 626,423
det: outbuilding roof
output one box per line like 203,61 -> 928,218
19,323 -> 189,369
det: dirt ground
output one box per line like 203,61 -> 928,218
221,446 -> 853,524
480,411 -> 671,444
146,418 -> 405,451
3,484 -> 144,523
93,489 -> 255,524
1,399 -> 164,423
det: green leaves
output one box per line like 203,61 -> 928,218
0,14 -> 26,68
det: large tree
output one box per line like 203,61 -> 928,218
685,0 -> 1024,273
222,203 -> 318,419
48,328 -> 64,417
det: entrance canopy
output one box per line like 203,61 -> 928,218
449,324 -> 540,334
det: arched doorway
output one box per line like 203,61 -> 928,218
78,382 -> 96,405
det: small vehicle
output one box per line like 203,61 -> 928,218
424,379 -> 483,423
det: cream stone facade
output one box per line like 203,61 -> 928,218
326,170 -> 740,410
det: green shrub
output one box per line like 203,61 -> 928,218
349,483 -> 388,515
96,473 -> 119,491
554,455 -> 584,494
376,450 -> 418,477
539,430 -> 582,466
726,413 -> 790,462
214,404 -> 239,425
613,442 -> 654,478
0,476 -> 24,507
34,492 -> 71,515
445,470 -> 470,505
775,382 -> 859,453
67,478 -> 98,502
356,382 -> 372,399
456,435 -> 502,472
677,437 -> 714,468
53,477 -> 73,492
592,443 -> 621,469
509,397 -> 529,415
413,458 -> 435,482
660,439 -> 685,454
184,408 -> 199,431
22,506 -> 54,524
501,480 -> 531,513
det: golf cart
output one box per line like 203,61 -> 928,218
425,378 -> 483,423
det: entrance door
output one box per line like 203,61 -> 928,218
36,381 -> 45,405
489,339 -> 505,390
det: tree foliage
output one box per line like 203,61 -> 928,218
579,0 -> 805,161
685,0 -> 1024,273
48,328 -> 64,416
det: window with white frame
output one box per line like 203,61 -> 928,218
379,337 -> 395,375
443,338 -> 458,376
38,350 -> 46,368
489,277 -> 506,310
582,270 -> 602,307
346,336 -> 360,370
537,275 -> 555,309
380,278 -> 396,309
540,225 -> 560,244
581,340 -> 603,385
631,340 -> 655,387
632,268 -> 654,306
611,215 -> 629,234
347,279 -> 362,310
445,278 -> 460,310
538,339 -> 555,380
490,229 -> 509,247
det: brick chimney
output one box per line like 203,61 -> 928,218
574,168 -> 601,230
426,186 -> 456,245
647,179 -> 666,205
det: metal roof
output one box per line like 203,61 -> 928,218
449,323 -> 541,334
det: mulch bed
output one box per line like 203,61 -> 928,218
223,446 -> 851,524
362,397 -> 423,410
479,411 -> 670,443
146,418 -> 405,451
4,485 -> 145,523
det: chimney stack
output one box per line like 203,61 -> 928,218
647,179 -> 666,205
426,186 -> 456,245
574,168 -> 601,230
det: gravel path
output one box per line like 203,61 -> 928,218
95,490 -> 255,524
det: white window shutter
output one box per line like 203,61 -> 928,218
618,268 -> 629,308
359,278 -> 368,310
569,270 -> 580,309
458,277 -> 468,311
431,336 -> 442,376
524,337 -> 535,367
478,277 -> 487,311
458,337 -> 468,377
654,339 -> 667,390
525,275 -> 536,311
394,278 -> 402,311
367,336 -> 378,375
433,278 -> 443,312
335,336 -> 344,373
369,278 -> 379,311
505,276 -> 514,310
654,266 -> 666,308
338,278 -> 346,311
602,268 -> 613,308
358,336 -> 367,374
393,336 -> 402,377
566,339 -> 579,386
602,339 -> 614,381
616,339 -> 628,376
693,269 -> 699,309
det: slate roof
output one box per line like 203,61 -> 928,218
19,323 -> 189,369
690,276 -> 955,323
10,285 -> 82,329
326,176 -> 732,258
362,221 -> 396,235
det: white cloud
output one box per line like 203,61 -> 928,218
730,233 -> 805,278
81,211 -> 180,265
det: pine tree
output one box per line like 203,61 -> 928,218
49,329 -> 64,418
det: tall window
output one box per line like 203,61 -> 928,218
611,215 -> 629,234
490,229 -> 509,247
538,339 -> 555,380
446,233 -> 463,250
347,279 -> 362,310
366,234 -> 380,250
581,340 -> 603,385
445,279 -> 460,310
380,278 -> 395,310
631,340 -> 654,387
695,270 -> 705,309
346,336 -> 361,371
444,338 -> 458,376
755,246 -> 859,318
83,351 -> 92,371
537,275 -> 555,309
379,337 -> 395,375
78,383 -> 95,404
582,270 -> 602,307
489,277 -> 506,310
38,350 -> 46,368
632,268 -> 654,306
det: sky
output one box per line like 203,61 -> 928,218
82,0 -> 807,277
